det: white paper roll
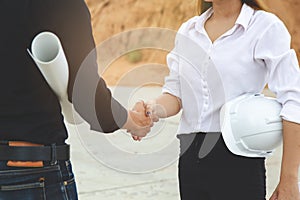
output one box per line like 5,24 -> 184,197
28,31 -> 83,125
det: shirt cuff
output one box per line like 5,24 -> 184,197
162,86 -> 181,99
280,103 -> 300,124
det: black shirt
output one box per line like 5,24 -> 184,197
0,0 -> 128,144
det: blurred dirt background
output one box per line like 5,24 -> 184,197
85,0 -> 300,86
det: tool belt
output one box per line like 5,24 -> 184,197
0,141 -> 70,167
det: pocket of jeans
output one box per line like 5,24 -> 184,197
0,178 -> 46,200
63,177 -> 78,200
1,180 -> 44,191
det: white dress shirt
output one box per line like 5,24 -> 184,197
162,3 -> 300,134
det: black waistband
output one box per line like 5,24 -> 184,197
0,144 -> 70,163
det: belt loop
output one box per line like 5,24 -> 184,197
50,143 -> 57,166
0,141 -> 8,145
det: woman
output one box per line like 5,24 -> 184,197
144,0 -> 300,199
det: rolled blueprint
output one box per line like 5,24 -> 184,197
28,31 -> 83,125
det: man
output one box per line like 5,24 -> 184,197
0,0 -> 151,199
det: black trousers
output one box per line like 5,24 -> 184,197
178,133 -> 266,200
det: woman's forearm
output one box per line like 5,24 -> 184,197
280,120 -> 300,181
148,93 -> 182,118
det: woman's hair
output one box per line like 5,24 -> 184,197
242,0 -> 264,10
197,0 -> 267,15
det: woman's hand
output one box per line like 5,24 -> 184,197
270,120 -> 300,200
129,93 -> 182,141
270,177 -> 300,200
123,100 -> 153,140
145,100 -> 160,123
130,100 -> 160,141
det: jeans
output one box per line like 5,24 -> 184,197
0,160 -> 78,200
178,133 -> 266,200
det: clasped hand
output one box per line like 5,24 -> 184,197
125,100 -> 159,141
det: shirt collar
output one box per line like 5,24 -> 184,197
195,7 -> 214,33
235,3 -> 255,30
195,3 -> 254,33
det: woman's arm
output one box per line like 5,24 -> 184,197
253,18 -> 300,200
270,120 -> 300,200
146,93 -> 182,121
281,120 -> 300,180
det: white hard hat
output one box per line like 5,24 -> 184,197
220,93 -> 283,157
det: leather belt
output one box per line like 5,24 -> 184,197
0,144 -> 70,162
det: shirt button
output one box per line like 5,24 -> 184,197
203,103 -> 209,111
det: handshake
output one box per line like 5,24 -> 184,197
122,93 -> 181,140
123,100 -> 162,141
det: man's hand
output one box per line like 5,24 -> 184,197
123,101 -> 153,140
145,100 -> 160,123
129,100 -> 162,141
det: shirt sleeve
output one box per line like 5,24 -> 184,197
254,20 -> 300,124
162,47 -> 182,99
55,0 -> 128,132
162,22 -> 191,99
